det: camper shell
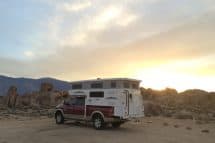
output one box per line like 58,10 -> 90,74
55,78 -> 144,129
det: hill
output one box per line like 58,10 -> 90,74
0,75 -> 71,96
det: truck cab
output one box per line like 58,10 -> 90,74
55,78 -> 144,129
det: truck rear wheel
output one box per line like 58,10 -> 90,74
92,114 -> 104,130
55,112 -> 64,124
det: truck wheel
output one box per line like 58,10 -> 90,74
55,112 -> 64,124
112,122 -> 122,128
93,114 -> 104,130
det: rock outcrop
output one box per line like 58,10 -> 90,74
7,86 -> 19,108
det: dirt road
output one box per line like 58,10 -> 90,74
0,117 -> 214,143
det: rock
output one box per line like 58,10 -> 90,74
173,110 -> 193,119
195,120 -> 203,124
196,114 -> 210,121
144,101 -> 162,116
147,121 -> 153,123
162,111 -> 173,117
163,122 -> 169,126
186,126 -> 192,130
174,125 -> 180,128
134,119 -> 141,123
208,113 -> 213,118
201,129 -> 209,133
27,109 -> 33,114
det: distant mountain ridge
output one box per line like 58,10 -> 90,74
0,75 -> 71,96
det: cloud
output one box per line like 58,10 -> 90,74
90,6 -> 138,30
34,12 -> 215,81
1,13 -> 215,91
24,51 -> 34,58
90,6 -> 123,30
52,4 -> 139,48
116,14 -> 137,27
62,1 -> 92,12
1,0 -> 215,91
20,0 -> 215,58
0,57 -> 34,77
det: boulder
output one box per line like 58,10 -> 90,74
186,126 -> 192,130
173,110 -> 193,119
195,113 -> 210,121
144,101 -> 162,116
201,129 -> 209,133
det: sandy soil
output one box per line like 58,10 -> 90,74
0,117 -> 214,143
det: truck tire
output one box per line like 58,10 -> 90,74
92,114 -> 104,130
55,111 -> 64,124
112,122 -> 122,128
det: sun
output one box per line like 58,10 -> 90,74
132,67 -> 214,92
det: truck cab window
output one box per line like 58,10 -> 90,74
74,97 -> 85,106
70,97 -> 85,106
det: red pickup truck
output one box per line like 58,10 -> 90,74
55,95 -> 125,129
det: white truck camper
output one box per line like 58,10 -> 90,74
55,78 -> 144,129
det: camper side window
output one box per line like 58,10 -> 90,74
132,83 -> 139,89
91,82 -> 103,88
123,82 -> 130,88
90,91 -> 104,98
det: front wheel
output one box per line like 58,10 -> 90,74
55,112 -> 64,124
93,115 -> 104,130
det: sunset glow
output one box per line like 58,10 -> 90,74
0,0 -> 215,92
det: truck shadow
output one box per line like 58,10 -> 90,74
64,121 -> 138,133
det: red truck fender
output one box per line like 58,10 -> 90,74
90,111 -> 105,121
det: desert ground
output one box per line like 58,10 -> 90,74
0,117 -> 214,143
1,85 -> 215,143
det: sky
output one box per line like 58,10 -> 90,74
0,0 -> 215,91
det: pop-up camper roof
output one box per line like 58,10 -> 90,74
70,78 -> 141,84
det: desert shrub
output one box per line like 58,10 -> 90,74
36,93 -> 51,106
18,95 -> 31,106
141,88 -> 215,114
144,101 -> 162,116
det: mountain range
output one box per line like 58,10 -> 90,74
0,75 -> 71,96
